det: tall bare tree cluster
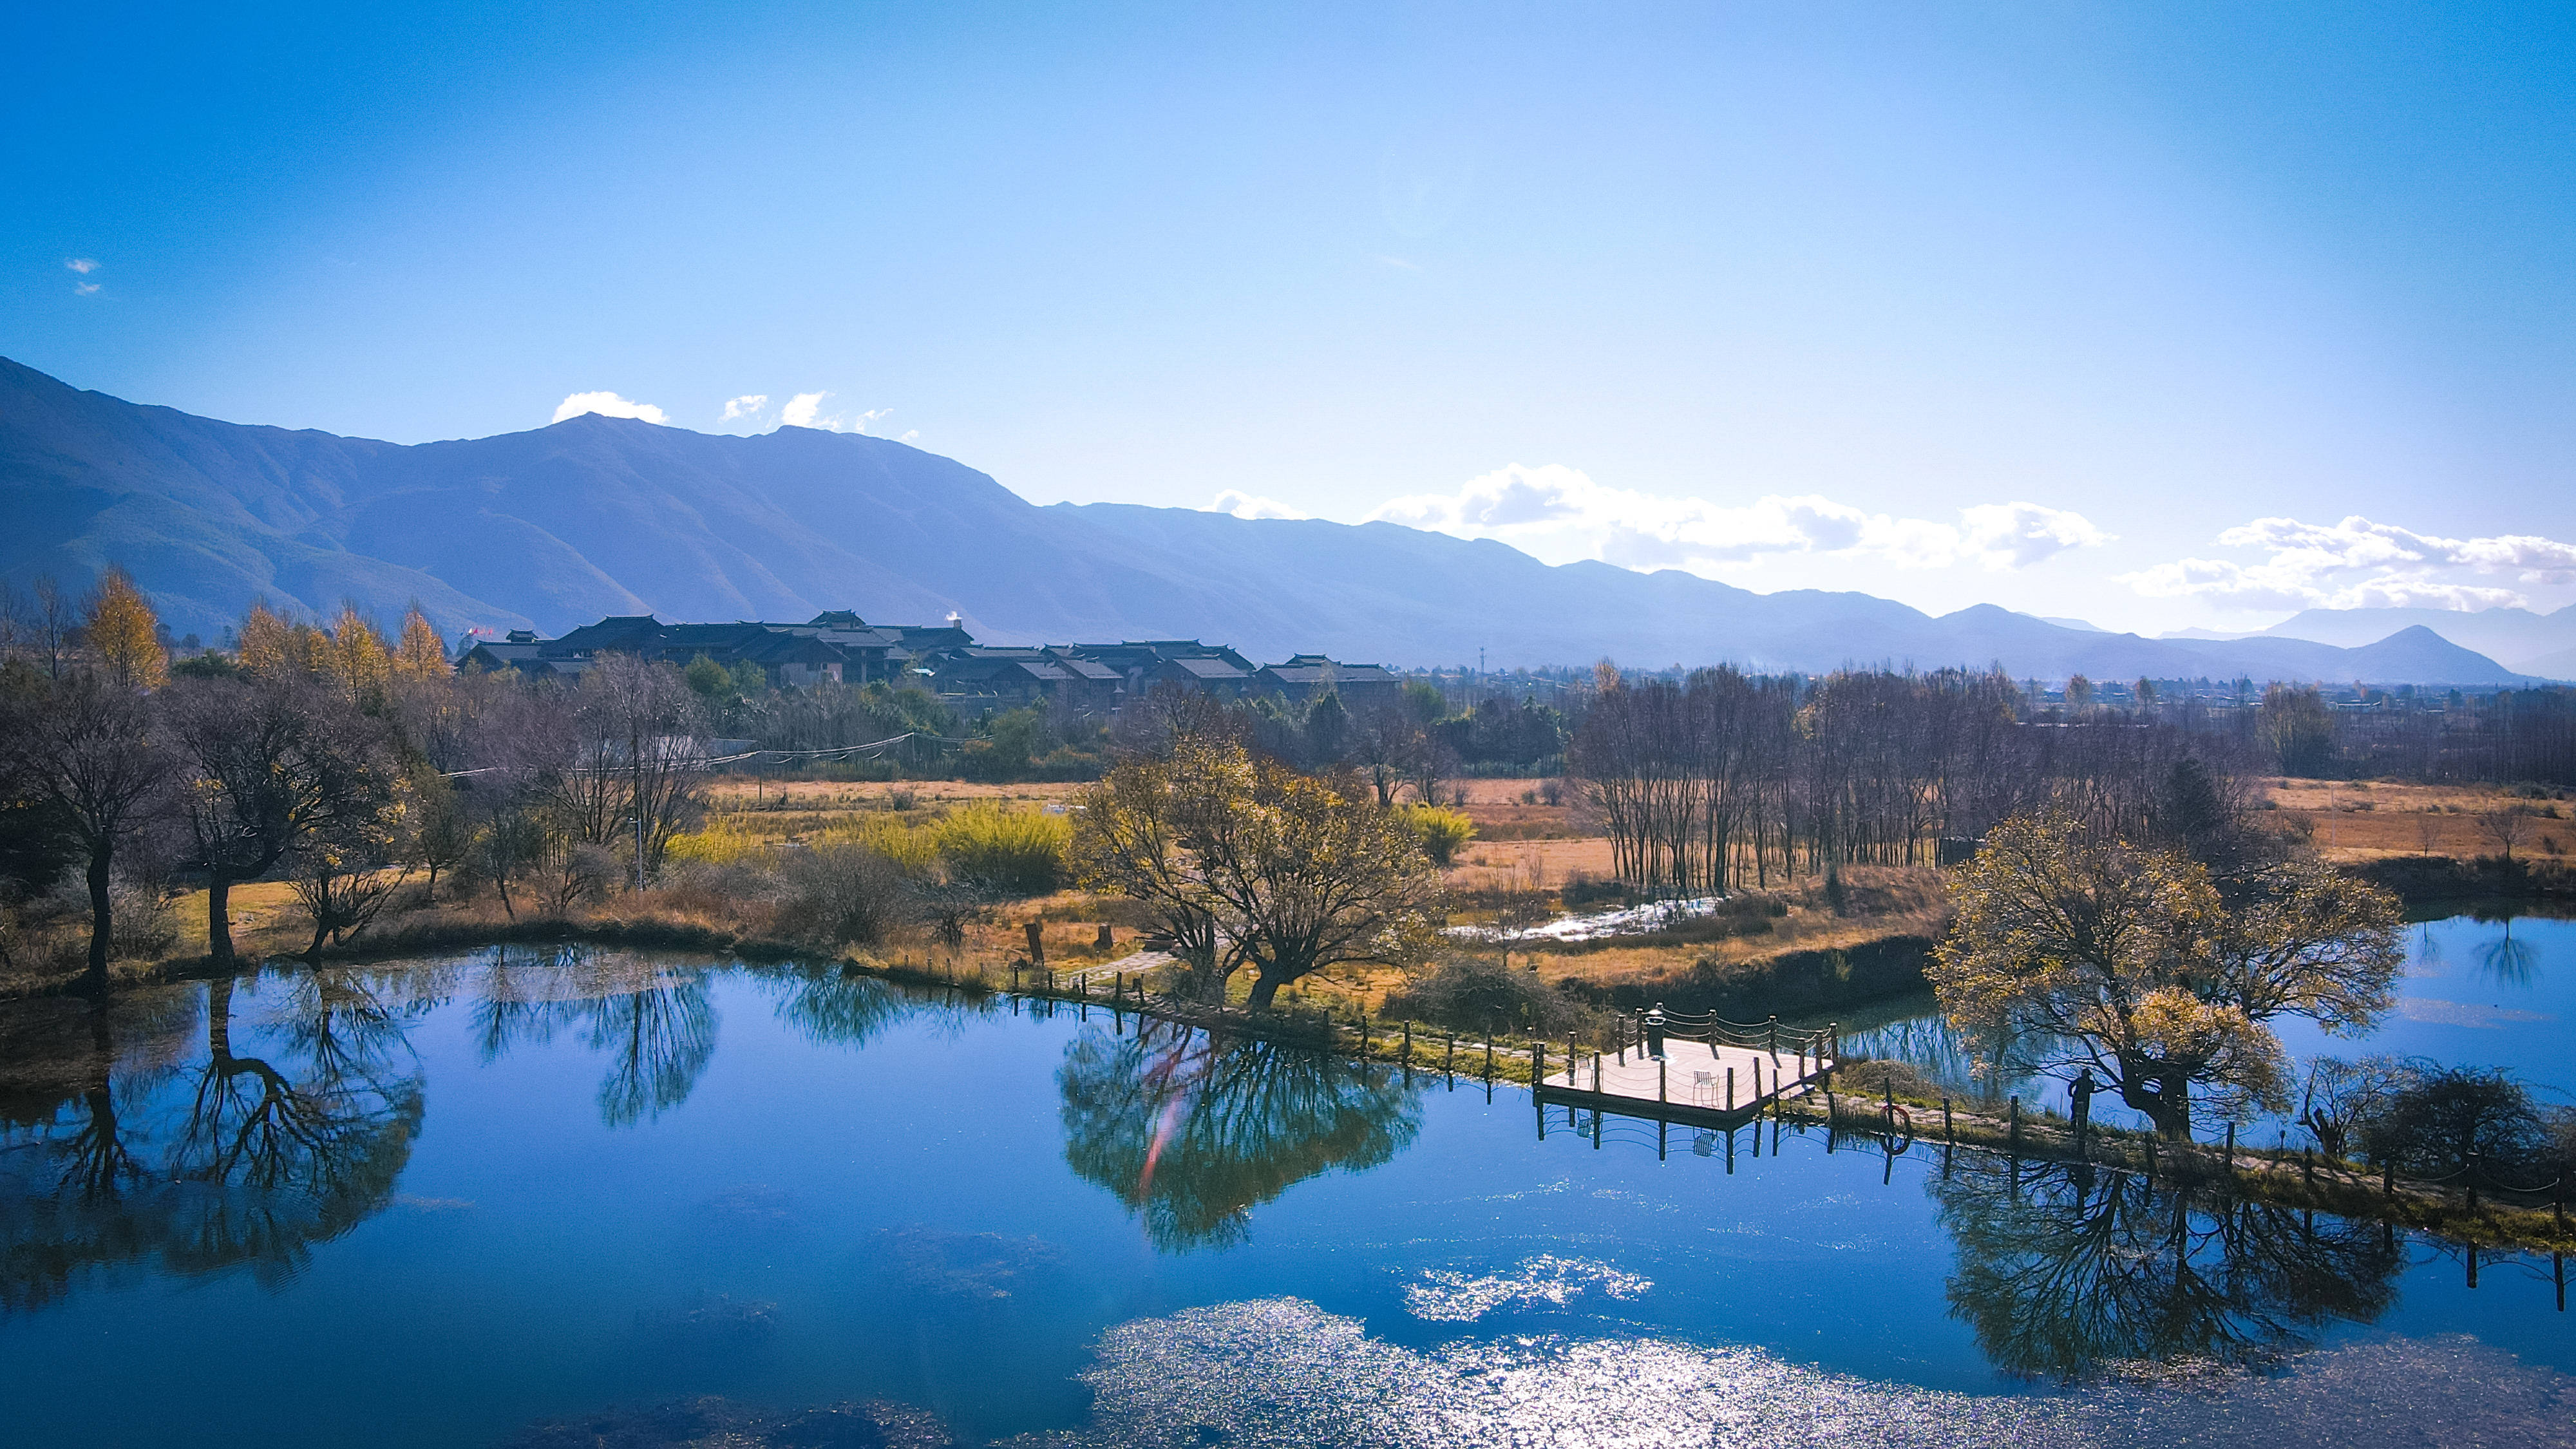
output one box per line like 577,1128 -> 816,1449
1569,665 -> 2260,894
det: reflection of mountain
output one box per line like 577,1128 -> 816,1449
1,974 -> 422,1311
1934,1155 -> 2400,1379
1058,1022 -> 1421,1251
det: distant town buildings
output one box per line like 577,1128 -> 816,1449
453,612 -> 1401,711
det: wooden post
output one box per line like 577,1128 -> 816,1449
2145,1135 -> 2157,1182
2467,1148 -> 2481,1213
1403,1019 -> 1413,1066
1535,1041 -> 1546,1090
1727,1067 -> 1735,1110
2008,1095 -> 2021,1156
2224,1122 -> 2236,1177
1593,1053 -> 1601,1092
1941,1096 -> 1953,1141
2303,1147 -> 2315,1189
1659,1056 -> 1668,1105
1025,920 -> 1046,965
1485,1036 -> 1495,1079
1768,1016 -> 1778,1053
2383,1157 -> 2396,1199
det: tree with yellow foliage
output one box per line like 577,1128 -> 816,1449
84,566 -> 166,688
1072,728 -> 1440,1009
325,605 -> 391,707
392,605 -> 448,679
237,601 -> 294,679
1929,811 -> 2403,1138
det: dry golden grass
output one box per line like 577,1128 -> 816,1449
2260,777 -> 2574,863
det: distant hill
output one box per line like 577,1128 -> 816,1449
0,357 -> 2539,685
2259,603 -> 2576,675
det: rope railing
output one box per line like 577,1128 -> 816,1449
437,730 -> 969,780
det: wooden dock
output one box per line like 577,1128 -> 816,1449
1534,1037 -> 1835,1128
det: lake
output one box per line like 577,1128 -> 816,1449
2,939 -> 2571,1448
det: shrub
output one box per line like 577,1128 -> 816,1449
1834,1057 -> 1938,1100
933,803 -> 1070,896
1560,874 -> 1624,909
1381,955 -> 1591,1037
2356,1061 -> 2550,1176
45,872 -> 176,961
665,817 -> 770,867
1394,804 -> 1477,867
817,815 -> 939,875
775,843 -> 913,946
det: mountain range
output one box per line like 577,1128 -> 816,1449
2242,603 -> 2576,678
0,357 -> 2547,685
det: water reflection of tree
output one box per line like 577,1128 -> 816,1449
1837,1009 -> 2011,1102
2,972 -> 422,1311
468,947 -> 717,1127
1934,1155 -> 2401,1379
1059,1021 -> 1421,1251
2474,918 -> 2539,989
761,965 -> 913,1050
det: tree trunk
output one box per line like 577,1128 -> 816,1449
2117,1064 -> 2194,1139
84,845 -> 113,992
207,875 -> 236,963
1247,972 -> 1286,1011
207,973 -> 234,1058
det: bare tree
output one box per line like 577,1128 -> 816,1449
167,675 -> 403,961
0,674 -> 171,987
581,652 -> 707,882
2476,804 -> 2532,864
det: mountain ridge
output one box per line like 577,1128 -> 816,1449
0,356 -> 2538,685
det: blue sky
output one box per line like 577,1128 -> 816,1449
9,1 -> 2575,634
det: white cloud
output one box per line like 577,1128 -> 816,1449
2120,514 -> 2576,612
720,394 -> 768,422
552,391 -> 669,426
1367,464 -> 2108,575
780,391 -> 835,429
777,392 -> 895,433
65,258 -> 98,274
1208,489 -> 1307,520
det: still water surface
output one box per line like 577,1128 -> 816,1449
1,940 -> 2570,1447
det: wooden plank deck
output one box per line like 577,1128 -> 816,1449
1535,1039 -> 1835,1127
